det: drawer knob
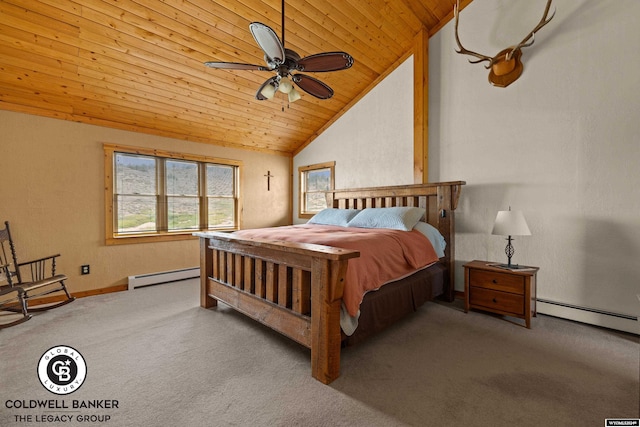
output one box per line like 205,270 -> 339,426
492,298 -> 497,303
492,279 -> 498,284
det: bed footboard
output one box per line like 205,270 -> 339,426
197,232 -> 359,384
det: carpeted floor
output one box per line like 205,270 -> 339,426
1,279 -> 638,427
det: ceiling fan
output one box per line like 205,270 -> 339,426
204,0 -> 354,103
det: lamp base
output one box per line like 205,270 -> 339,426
494,263 -> 526,270
488,262 -> 537,272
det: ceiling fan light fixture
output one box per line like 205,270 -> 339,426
278,77 -> 293,94
204,0 -> 353,103
260,83 -> 277,99
288,87 -> 301,103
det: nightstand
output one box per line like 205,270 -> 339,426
464,260 -> 539,328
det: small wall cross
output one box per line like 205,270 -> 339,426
264,170 -> 274,191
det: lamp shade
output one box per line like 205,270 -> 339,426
278,77 -> 293,94
260,83 -> 276,100
492,210 -> 531,236
288,87 -> 301,103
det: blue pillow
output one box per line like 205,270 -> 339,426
413,221 -> 446,258
307,208 -> 361,227
347,207 -> 425,231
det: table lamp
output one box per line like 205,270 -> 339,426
492,207 -> 531,268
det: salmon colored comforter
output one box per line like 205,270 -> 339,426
234,224 -> 439,317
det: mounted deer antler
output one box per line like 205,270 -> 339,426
454,0 -> 556,87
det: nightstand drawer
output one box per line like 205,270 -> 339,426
469,287 -> 525,316
469,269 -> 524,294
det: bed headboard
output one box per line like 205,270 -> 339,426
325,181 -> 465,301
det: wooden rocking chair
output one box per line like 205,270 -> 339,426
0,221 -> 75,326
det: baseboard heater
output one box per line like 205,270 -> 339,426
128,267 -> 200,290
537,298 -> 638,335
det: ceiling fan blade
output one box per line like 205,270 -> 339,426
204,61 -> 270,71
255,76 -> 278,100
249,22 -> 285,65
292,74 -> 334,100
297,52 -> 354,72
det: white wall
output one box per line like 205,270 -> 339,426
293,56 -> 414,222
295,0 -> 640,333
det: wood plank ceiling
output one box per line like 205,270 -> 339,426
0,0 -> 467,155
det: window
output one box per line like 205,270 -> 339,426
299,161 -> 335,218
105,144 -> 242,245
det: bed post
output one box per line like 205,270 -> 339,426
310,257 -> 349,384
200,237 -> 216,308
437,183 -> 463,302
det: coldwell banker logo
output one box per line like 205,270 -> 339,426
37,345 -> 87,395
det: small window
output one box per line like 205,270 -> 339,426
105,144 -> 242,245
299,161 -> 335,218
206,164 -> 236,228
165,159 -> 199,231
115,154 -> 158,233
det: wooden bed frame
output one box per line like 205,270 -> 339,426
196,181 -> 464,384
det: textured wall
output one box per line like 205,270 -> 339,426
295,0 -> 640,332
0,110 -> 291,292
293,57 -> 414,221
433,0 -> 640,330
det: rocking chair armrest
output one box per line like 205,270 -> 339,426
0,285 -> 25,296
16,254 -> 62,267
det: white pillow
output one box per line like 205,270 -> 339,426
413,221 -> 447,258
347,207 -> 425,231
307,208 -> 361,227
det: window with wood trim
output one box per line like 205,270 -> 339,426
299,161 -> 335,218
104,144 -> 242,245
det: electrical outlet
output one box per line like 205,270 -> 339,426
81,265 -> 90,275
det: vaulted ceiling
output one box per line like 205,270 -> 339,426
0,0 -> 471,155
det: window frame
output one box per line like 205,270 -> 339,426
104,144 -> 242,245
298,161 -> 335,219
